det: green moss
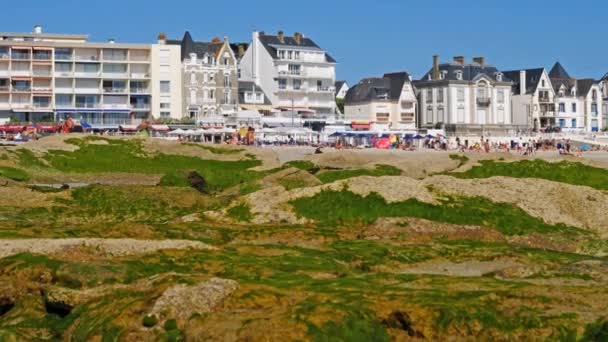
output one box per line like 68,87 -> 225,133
0,166 -> 29,181
307,311 -> 390,342
44,137 -> 262,192
291,190 -> 586,236
316,164 -> 402,184
142,315 -> 158,327
227,203 -> 253,222
159,171 -> 190,187
164,319 -> 178,331
453,159 -> 608,190
285,160 -> 316,171
239,181 -> 262,195
449,154 -> 469,167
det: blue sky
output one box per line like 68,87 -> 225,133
6,0 -> 607,84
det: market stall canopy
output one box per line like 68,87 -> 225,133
168,129 -> 186,135
119,125 -> 138,132
151,124 -> 170,132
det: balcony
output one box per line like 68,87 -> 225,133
33,102 -> 52,109
33,70 -> 52,77
54,71 -> 74,78
74,72 -> 101,78
538,96 -> 551,103
130,73 -> 150,79
314,86 -> 335,93
12,86 -> 31,93
11,70 -> 31,77
33,53 -> 52,61
74,55 -> 100,62
278,70 -> 306,77
12,103 -> 32,109
0,53 -> 9,60
75,103 -> 101,109
103,103 -> 129,109
32,87 -> 52,93
0,86 -> 9,92
102,72 -> 128,78
540,111 -> 555,117
130,103 -> 150,110
476,97 -> 491,106
75,88 -> 101,94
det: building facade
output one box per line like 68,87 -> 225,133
0,26 -> 182,125
239,31 -> 337,125
168,32 -> 238,124
414,56 -> 514,135
549,62 -> 603,132
502,68 -> 555,131
344,72 -> 416,131
601,73 -> 608,129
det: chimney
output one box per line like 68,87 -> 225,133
157,32 -> 167,45
277,31 -> 284,43
294,32 -> 302,44
453,56 -> 465,65
238,45 -> 245,59
432,55 -> 440,81
108,38 -> 115,44
33,25 -> 42,34
223,36 -> 229,43
473,56 -> 485,67
520,70 -> 527,95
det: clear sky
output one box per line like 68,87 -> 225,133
5,0 -> 607,84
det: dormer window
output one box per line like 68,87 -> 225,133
439,71 -> 447,80
571,88 -> 576,96
278,50 -> 285,59
455,71 -> 463,80
495,72 -> 503,82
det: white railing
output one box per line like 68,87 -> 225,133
129,88 -> 150,94
74,88 -> 101,94
74,72 -> 101,77
74,55 -> 99,61
103,104 -> 129,109
130,73 -> 150,79
54,72 -> 74,77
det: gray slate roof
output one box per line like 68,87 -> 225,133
344,72 -> 410,105
418,63 -> 512,83
548,62 -> 597,97
258,32 -> 336,63
168,31 -> 224,61
502,68 -> 545,95
238,81 -> 272,105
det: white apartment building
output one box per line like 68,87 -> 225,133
344,72 -> 417,131
0,26 -> 182,125
601,73 -> 608,129
502,68 -> 555,131
239,31 -> 337,128
414,56 -> 514,135
167,32 -> 238,125
549,62 -> 603,132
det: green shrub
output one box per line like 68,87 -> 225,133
164,319 -> 178,331
582,318 -> 608,341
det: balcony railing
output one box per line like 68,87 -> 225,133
11,53 -> 31,60
278,70 -> 306,77
103,55 -> 127,61
0,53 -> 9,60
0,86 -> 9,92
32,87 -> 52,92
103,104 -> 129,109
12,103 -> 32,109
102,72 -> 128,78
12,87 -> 31,92
75,88 -> 101,94
33,54 -> 52,60
55,71 -> 74,77
33,70 -> 52,77
130,103 -> 150,109
33,102 -> 51,108
315,86 -> 335,92
75,103 -> 101,108
104,87 -> 127,93
11,70 -> 31,76
74,72 -> 101,77
74,55 -> 100,61
476,97 -> 491,106
54,54 -> 73,61
130,88 -> 150,94
538,96 -> 551,103
130,73 -> 150,79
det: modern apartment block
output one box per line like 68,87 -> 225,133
239,31 -> 337,127
414,55 -> 514,135
601,73 -> 608,129
344,72 -> 417,131
0,25 -> 182,125
168,32 -> 238,125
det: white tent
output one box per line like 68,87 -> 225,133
168,128 -> 186,135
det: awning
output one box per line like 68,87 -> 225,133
90,124 -> 119,130
151,124 -> 170,131
352,124 -> 371,130
0,125 -> 25,132
36,125 -> 58,132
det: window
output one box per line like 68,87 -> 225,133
559,103 -> 565,112
497,90 -> 505,103
256,93 -> 262,101
572,119 -> 577,128
293,79 -> 301,90
278,50 -> 285,59
160,103 -> 170,109
439,71 -> 446,80
287,51 -> 293,59
437,89 -> 444,103
160,111 -> 170,118
278,79 -> 287,90
317,80 -> 323,90
559,119 -> 565,128
497,109 -> 505,123
591,103 -> 598,114
209,90 -> 215,99
160,81 -> 170,93
457,108 -> 465,123
426,109 -> 433,124
224,91 -> 230,104
572,103 -> 576,113
542,80 -> 545,87
223,57 -> 229,65
288,64 -> 301,75
55,63 -> 72,72
592,90 -> 597,100
55,94 -> 72,106
224,75 -> 230,87
376,113 -> 390,122
457,88 -> 465,101
426,89 -> 433,103
294,51 -> 300,60
455,71 -> 463,80
400,113 -> 414,122
495,73 -> 503,82
437,108 -> 444,122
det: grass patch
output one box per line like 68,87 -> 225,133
449,154 -> 469,167
316,164 -> 402,184
0,166 -> 30,181
285,160 -> 316,171
307,311 -> 390,342
43,137 -> 262,192
227,203 -> 253,222
291,190 -> 586,236
453,159 -> 608,190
